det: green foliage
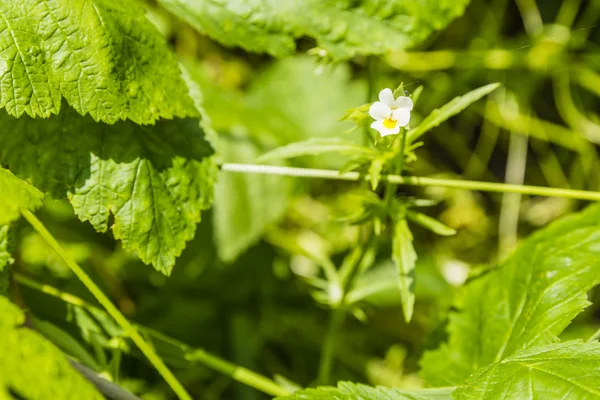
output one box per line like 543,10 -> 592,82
0,296 -> 103,399
421,203 -> 600,386
158,0 -> 471,59
0,225 -> 12,294
215,135 -> 293,262
406,83 -> 500,143
0,0 -> 197,124
0,167 -> 43,225
275,381 -> 454,399
392,217 -> 417,323
0,107 -> 215,275
453,341 -> 600,400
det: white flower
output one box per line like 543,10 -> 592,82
368,88 -> 413,137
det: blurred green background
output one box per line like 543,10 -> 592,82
10,0 -> 600,398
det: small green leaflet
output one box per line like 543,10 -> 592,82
406,210 -> 456,236
158,0 -> 471,59
0,296 -> 103,399
392,217 -> 417,323
0,106 -> 216,275
0,0 -> 197,124
275,381 -> 454,400
421,203 -> 600,386
215,135 -> 293,262
257,138 -> 374,163
407,83 -> 500,143
0,167 -> 43,225
454,341 -> 600,400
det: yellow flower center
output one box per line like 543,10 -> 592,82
383,118 -> 397,129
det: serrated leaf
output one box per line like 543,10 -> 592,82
158,0 -> 470,59
407,83 -> 500,143
0,296 -> 103,399
392,218 -> 417,323
0,106 -> 216,275
257,138 -> 374,163
0,167 -> 43,225
215,136 -> 293,262
406,210 -> 456,236
421,203 -> 600,386
275,381 -> 453,400
454,341 -> 600,400
369,158 -> 384,190
0,0 -> 197,124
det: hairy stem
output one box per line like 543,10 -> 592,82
21,210 -> 192,400
220,163 -> 600,201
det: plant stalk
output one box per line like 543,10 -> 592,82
21,210 -> 193,400
220,163 -> 600,201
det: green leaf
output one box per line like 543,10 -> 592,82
275,381 -> 454,400
257,138 -> 373,163
421,203 -> 600,386
0,0 -> 197,124
0,167 -> 44,225
345,262 -> 401,306
392,218 -> 417,323
368,158 -> 384,190
454,341 -> 600,400
0,106 -> 216,275
0,296 -> 103,399
406,210 -> 456,236
407,83 -> 500,143
158,0 -> 471,59
215,135 -> 293,262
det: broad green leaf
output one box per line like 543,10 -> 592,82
0,106 -> 216,275
407,83 -> 500,143
0,0 -> 196,124
421,203 -> 600,386
257,138 -> 374,163
0,167 -> 44,224
392,218 -> 417,323
215,136 -> 293,262
454,341 -> 600,400
275,381 -> 454,400
0,296 -> 103,399
158,0 -> 471,59
407,210 -> 456,236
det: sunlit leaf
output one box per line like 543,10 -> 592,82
0,106 -> 216,275
158,0 -> 471,59
275,381 -> 454,399
0,296 -> 103,399
0,167 -> 43,225
407,83 -> 500,143
421,203 -> 600,386
406,210 -> 456,236
454,341 -> 600,400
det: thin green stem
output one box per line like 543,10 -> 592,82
14,273 -> 290,397
588,327 -> 600,343
21,210 -> 192,400
220,163 -> 600,201
317,308 -> 345,384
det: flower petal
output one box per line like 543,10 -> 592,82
394,96 -> 413,111
378,88 -> 395,107
369,101 -> 391,120
371,120 -> 399,137
392,108 -> 411,127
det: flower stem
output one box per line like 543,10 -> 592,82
20,210 -> 193,400
220,163 -> 600,201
